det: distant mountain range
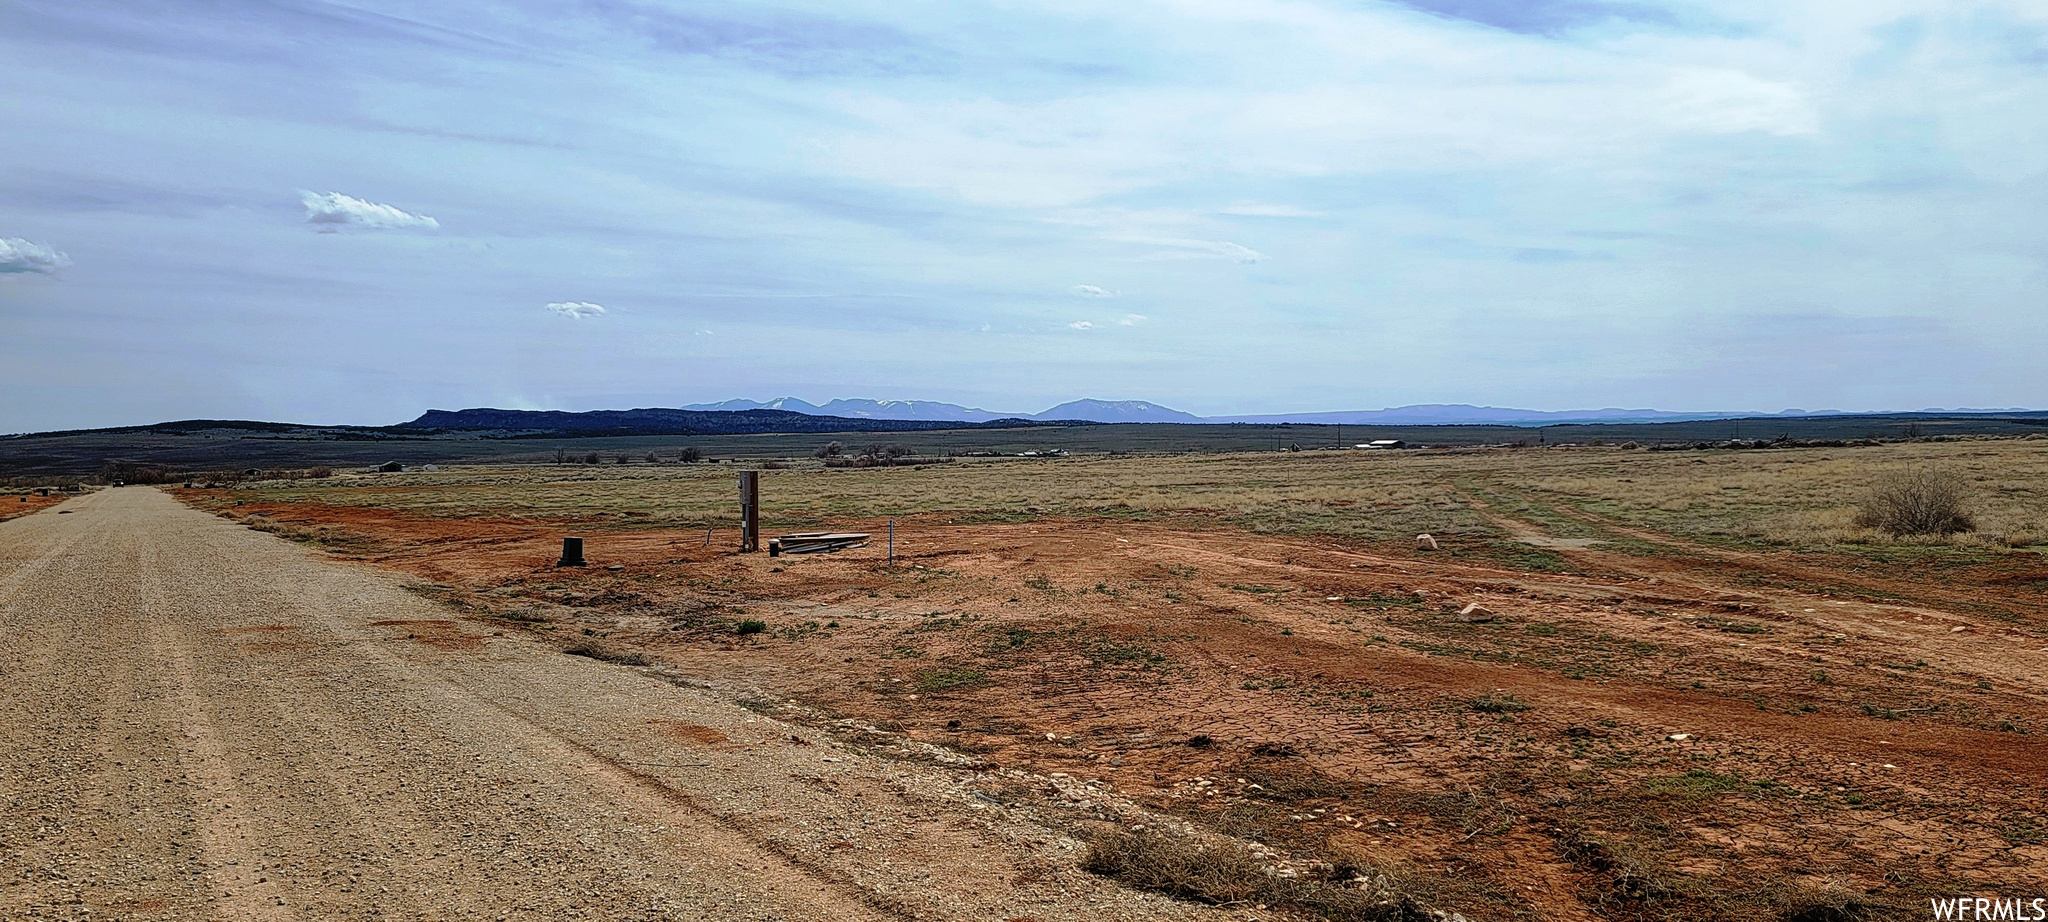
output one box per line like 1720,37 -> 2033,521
401,407 -> 1058,435
676,398 -> 2037,427
400,400 -> 2047,434
678,397 -> 1200,424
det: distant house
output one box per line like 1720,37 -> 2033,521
375,461 -> 405,472
1357,440 -> 1406,450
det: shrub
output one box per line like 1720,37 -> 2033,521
1854,468 -> 1974,536
678,447 -> 703,463
736,619 -> 767,635
1469,694 -> 1530,713
563,642 -> 649,666
814,441 -> 844,459
1083,830 -> 1427,921
1082,831 -> 1271,905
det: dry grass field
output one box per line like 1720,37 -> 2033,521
179,437 -> 2048,921
0,490 -> 71,523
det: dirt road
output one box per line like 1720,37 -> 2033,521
0,489 -> 1234,922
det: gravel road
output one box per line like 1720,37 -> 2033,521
0,488 -> 1243,922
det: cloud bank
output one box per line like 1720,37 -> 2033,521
0,237 -> 70,275
300,191 -> 439,233
546,301 -> 606,319
1071,284 -> 1116,298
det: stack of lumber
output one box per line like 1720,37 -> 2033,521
768,532 -> 871,556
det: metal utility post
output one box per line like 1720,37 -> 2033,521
738,471 -> 759,553
557,536 -> 586,567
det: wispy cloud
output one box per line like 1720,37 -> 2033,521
1071,284 -> 1116,298
1068,320 -> 1095,330
0,237 -> 71,275
546,301 -> 605,319
1121,237 -> 1267,264
1388,0 -> 1682,37
1118,313 -> 1147,326
300,191 -> 439,233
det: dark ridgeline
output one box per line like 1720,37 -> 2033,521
3,406 -> 2045,479
400,407 -> 1065,436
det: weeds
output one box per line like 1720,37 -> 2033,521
913,668 -> 987,692
1082,830 -> 1429,922
1856,468 -> 1975,536
1469,694 -> 1531,713
562,641 -> 649,666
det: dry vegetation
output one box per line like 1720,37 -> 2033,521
174,436 -> 2048,921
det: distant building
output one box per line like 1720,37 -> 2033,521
1357,440 -> 1406,450
375,461 -> 405,472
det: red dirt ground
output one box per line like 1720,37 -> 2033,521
182,491 -> 2048,920
1,493 -> 71,522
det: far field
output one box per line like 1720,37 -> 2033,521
173,438 -> 2048,921
6,411 -> 2047,478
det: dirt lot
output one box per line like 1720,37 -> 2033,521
181,440 -> 2048,920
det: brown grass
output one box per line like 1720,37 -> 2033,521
189,437 -> 2048,555
1082,829 -> 1429,921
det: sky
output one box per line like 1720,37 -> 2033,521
1,0 -> 2044,431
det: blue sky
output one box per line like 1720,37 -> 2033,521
1,0 -> 2044,430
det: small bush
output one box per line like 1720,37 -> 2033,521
736,619 -> 768,635
1083,831 -> 1271,905
563,642 -> 649,666
1083,831 -> 1427,921
1469,694 -> 1530,713
1854,468 -> 1974,536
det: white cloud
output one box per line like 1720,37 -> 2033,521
1660,68 -> 1818,137
0,238 -> 71,275
1072,284 -> 1117,298
546,301 -> 606,319
1068,320 -> 1096,330
1118,313 -> 1148,326
301,191 -> 439,233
